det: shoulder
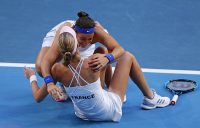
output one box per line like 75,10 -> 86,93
94,22 -> 105,33
93,26 -> 110,43
51,63 -> 68,81
94,21 -> 109,36
82,58 -> 100,79
94,21 -> 104,29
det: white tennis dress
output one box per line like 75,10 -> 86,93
64,59 -> 122,122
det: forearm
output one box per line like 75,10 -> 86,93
31,81 -> 48,103
95,25 -> 125,60
41,60 -> 52,77
41,23 -> 62,78
24,67 -> 48,102
109,45 -> 124,60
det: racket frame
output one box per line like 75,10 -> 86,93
165,79 -> 198,105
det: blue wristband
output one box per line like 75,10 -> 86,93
44,76 -> 54,85
105,54 -> 115,63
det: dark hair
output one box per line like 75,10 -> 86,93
75,11 -> 95,28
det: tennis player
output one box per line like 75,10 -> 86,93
35,11 -> 123,101
24,26 -> 170,122
36,11 -> 119,84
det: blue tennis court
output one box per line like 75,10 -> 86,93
1,0 -> 200,128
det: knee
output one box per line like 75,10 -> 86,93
51,63 -> 62,76
51,63 -> 59,74
94,46 -> 108,54
121,51 -> 135,61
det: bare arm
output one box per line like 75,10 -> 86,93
41,22 -> 72,94
94,24 -> 124,60
31,82 -> 48,103
41,21 -> 73,78
41,41 -> 60,78
25,22 -> 73,102
24,67 -> 48,102
41,25 -> 66,78
89,22 -> 125,71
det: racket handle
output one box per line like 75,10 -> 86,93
171,95 -> 178,105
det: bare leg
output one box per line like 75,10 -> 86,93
35,47 -> 49,77
108,52 -> 153,101
108,52 -> 131,101
128,54 -> 153,98
94,46 -> 112,88
105,65 -> 112,87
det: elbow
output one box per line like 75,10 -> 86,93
119,47 -> 125,56
34,96 -> 44,103
35,98 -> 43,103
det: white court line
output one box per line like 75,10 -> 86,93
0,62 -> 200,75
0,62 -> 35,68
141,68 -> 200,75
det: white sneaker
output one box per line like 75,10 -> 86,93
141,90 -> 170,110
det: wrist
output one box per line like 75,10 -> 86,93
29,75 -> 37,84
105,53 -> 115,64
46,82 -> 54,87
44,75 -> 54,86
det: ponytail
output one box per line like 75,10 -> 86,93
58,33 -> 76,66
63,52 -> 72,66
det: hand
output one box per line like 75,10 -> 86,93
47,83 -> 63,101
24,67 -> 35,79
88,53 -> 109,72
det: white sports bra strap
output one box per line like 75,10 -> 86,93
68,59 -> 89,87
68,59 -> 82,87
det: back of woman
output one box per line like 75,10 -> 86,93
50,26 -> 122,122
70,58 -> 100,86
53,58 -> 122,122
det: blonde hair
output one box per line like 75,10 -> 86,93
58,32 -> 76,66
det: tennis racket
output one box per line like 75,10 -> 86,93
165,79 -> 197,105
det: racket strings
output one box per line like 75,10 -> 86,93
166,81 -> 197,92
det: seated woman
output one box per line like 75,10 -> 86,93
24,26 -> 170,122
36,11 -> 123,101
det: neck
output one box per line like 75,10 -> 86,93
70,53 -> 81,64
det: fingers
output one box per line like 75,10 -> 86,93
51,90 -> 59,101
88,54 -> 108,72
89,55 -> 98,62
88,59 -> 105,72
88,54 -> 101,65
90,62 -> 102,72
23,67 -> 35,78
49,86 -> 63,101
88,59 -> 101,71
24,67 -> 31,78
88,59 -> 100,67
24,66 -> 31,71
92,65 -> 102,72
